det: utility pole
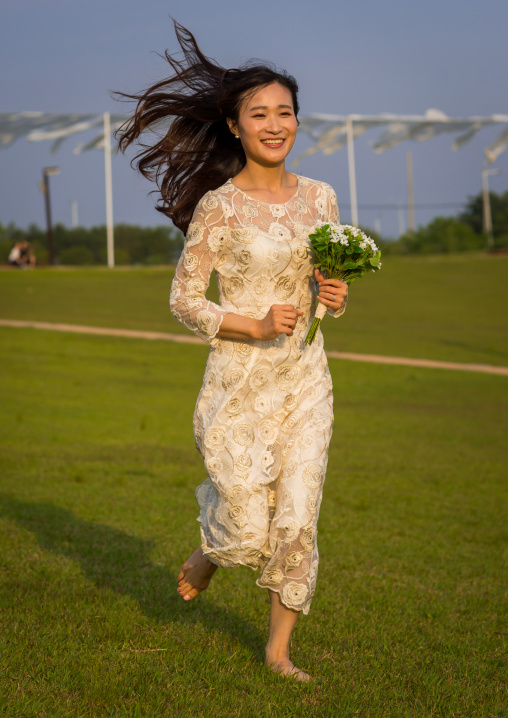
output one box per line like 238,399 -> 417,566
41,166 -> 60,265
71,200 -> 79,228
482,165 -> 501,250
103,112 -> 115,268
406,151 -> 415,232
346,116 -> 359,227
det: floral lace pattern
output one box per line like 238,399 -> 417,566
170,175 -> 346,614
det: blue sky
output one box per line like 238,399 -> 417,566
1,0 -> 507,238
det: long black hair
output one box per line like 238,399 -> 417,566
115,21 -> 299,234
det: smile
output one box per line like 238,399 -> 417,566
261,138 -> 285,148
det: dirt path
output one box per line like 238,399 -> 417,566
1,318 -> 507,377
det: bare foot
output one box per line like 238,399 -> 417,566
265,656 -> 311,682
177,546 -> 218,601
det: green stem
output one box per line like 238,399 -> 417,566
304,317 -> 321,345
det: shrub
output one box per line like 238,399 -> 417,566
59,245 -> 95,265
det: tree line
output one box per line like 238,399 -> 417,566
375,189 -> 508,255
1,189 -> 507,265
0,222 -> 184,266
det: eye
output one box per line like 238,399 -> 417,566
252,114 -> 265,118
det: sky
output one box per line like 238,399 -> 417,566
1,0 -> 507,239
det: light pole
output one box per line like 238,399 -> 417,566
406,151 -> 415,232
41,166 -> 60,265
481,165 -> 501,250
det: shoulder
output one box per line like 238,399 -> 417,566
193,181 -> 234,216
297,175 -> 337,198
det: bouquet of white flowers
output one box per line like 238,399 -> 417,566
304,223 -> 382,345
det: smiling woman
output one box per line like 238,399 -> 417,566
115,22 -> 300,235
115,20 -> 349,683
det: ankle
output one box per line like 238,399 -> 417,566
265,642 -> 290,663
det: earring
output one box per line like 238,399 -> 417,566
234,135 -> 239,139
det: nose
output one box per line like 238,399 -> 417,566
265,114 -> 282,134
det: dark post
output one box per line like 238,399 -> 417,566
42,171 -> 54,265
41,167 -> 60,265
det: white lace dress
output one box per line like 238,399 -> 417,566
170,174 -> 347,614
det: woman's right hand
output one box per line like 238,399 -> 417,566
256,304 -> 303,340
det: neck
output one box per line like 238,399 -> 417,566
235,161 -> 295,192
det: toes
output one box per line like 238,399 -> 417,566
185,587 -> 200,600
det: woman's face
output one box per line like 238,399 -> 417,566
229,82 -> 298,167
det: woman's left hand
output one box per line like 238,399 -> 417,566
315,269 -> 348,312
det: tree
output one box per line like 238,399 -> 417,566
460,190 -> 508,243
397,217 -> 482,254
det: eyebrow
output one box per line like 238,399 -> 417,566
248,104 -> 293,111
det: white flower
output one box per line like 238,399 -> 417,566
186,278 -> 206,298
222,368 -> 246,392
300,526 -> 315,553
306,496 -> 318,514
252,276 -> 268,296
303,465 -> 323,488
202,194 -> 219,211
233,422 -> 255,447
206,457 -> 223,476
254,396 -> 270,414
269,222 -> 291,242
196,310 -> 218,337
278,516 -> 299,541
315,194 -> 326,214
229,505 -> 247,526
235,453 -> 252,470
285,551 -> 304,569
231,226 -> 257,244
223,276 -> 244,300
274,276 -> 296,301
261,568 -> 284,585
282,581 -> 309,607
270,204 -> 286,218
204,427 -> 226,450
258,419 -> 278,445
276,365 -> 299,392
183,252 -> 198,272
281,410 -> 304,434
249,367 -> 270,391
220,198 -> 234,218
208,226 -> 229,252
243,202 -> 258,218
281,460 -> 297,479
186,222 -> 204,246
226,397 -> 243,415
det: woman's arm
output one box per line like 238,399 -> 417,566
217,305 -> 303,342
170,194 -> 302,344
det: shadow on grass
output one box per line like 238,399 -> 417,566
0,494 -> 265,661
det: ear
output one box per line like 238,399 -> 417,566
226,118 -> 238,136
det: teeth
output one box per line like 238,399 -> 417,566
262,139 -> 284,144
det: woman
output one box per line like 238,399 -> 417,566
117,22 -> 348,681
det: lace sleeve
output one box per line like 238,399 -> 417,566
169,192 -> 230,345
324,183 -> 347,319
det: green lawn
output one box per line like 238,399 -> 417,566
0,321 -> 506,716
1,252 -> 507,366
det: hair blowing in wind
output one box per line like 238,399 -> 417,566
115,21 -> 300,234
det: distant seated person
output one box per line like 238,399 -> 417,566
8,240 -> 36,268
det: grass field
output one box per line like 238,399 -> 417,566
1,252 -> 507,366
0,259 -> 507,717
